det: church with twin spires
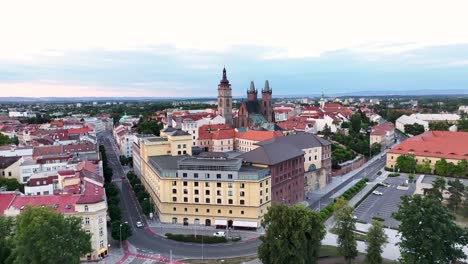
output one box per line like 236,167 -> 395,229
217,67 -> 274,129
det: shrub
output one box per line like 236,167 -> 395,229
388,173 -> 400,177
165,233 -> 227,244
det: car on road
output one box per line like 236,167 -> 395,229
121,175 -> 126,179
136,221 -> 143,228
213,231 -> 225,237
372,190 -> 383,196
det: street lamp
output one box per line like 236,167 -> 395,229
120,221 -> 128,248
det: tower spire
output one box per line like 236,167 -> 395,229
221,66 -> 228,83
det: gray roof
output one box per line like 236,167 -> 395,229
0,156 -> 21,169
256,132 -> 331,149
149,155 -> 184,171
239,142 -> 304,165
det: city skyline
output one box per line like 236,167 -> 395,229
1,0 -> 468,97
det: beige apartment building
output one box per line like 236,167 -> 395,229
140,132 -> 270,228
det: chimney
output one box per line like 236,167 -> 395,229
167,110 -> 173,128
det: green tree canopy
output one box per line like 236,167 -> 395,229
0,216 -> 14,263
429,121 -> 450,131
0,134 -> 12,146
425,176 -> 446,201
434,158 -> 448,176
447,178 -> 465,214
350,113 -> 362,134
0,178 -> 21,192
395,154 -> 417,173
371,142 -> 382,156
10,207 -> 92,264
333,198 -> 358,264
415,159 -> 432,174
404,123 -> 425,136
111,221 -> 132,242
366,220 -> 388,264
393,195 -> 468,263
258,204 -> 325,264
137,119 -> 163,136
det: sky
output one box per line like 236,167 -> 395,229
1,0 -> 468,98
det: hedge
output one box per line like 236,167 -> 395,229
319,178 -> 369,220
165,233 -> 227,244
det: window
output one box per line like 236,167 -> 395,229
183,150 -> 187,154
240,191 -> 245,197
183,144 -> 186,148
178,144 -> 181,149
178,151 -> 181,155
99,227 -> 103,236
172,189 -> 177,194
217,209 -> 221,214
266,188 -> 269,193
228,174 -> 233,179
194,189 -> 199,195
315,155 -> 317,160
205,198 -> 210,203
195,208 -> 199,212
206,209 -> 210,213
241,210 -> 244,215
173,207 -> 176,211
240,183 -> 245,188
194,181 -> 199,186
100,240 -> 104,248
229,210 -> 232,214
184,189 -> 188,194
217,190 -> 221,196
84,217 -> 90,224
184,197 -> 188,202
84,205 -> 89,212
240,199 -> 245,205
205,182 -> 210,187
184,208 -> 188,212
260,199 -> 263,204
228,190 -> 233,196
194,173 -> 199,178
217,199 -> 222,204
260,182 -> 262,187
172,181 -> 177,186
183,181 -> 188,186
206,190 -> 210,195
260,190 -> 263,195
266,196 -> 269,201
195,197 -> 199,203
205,173 -> 210,179
266,180 -> 269,185
216,174 -> 221,179
183,173 -> 187,178
228,199 -> 233,204
217,182 -> 222,188
98,216 -> 103,223
309,157 -> 311,161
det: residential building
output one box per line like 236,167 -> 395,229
370,123 -> 395,151
141,152 -> 270,228
256,133 -> 332,192
0,156 -> 22,182
239,141 -> 305,204
410,113 -> 460,124
386,131 -> 468,171
395,114 -> 429,133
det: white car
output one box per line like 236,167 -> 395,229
213,231 -> 225,237
136,221 -> 143,228
372,191 -> 383,196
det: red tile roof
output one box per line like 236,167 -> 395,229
58,170 -> 76,176
68,127 -> 92,135
7,194 -> 81,214
388,131 -> 468,160
0,193 -> 15,214
235,130 -> 283,141
371,123 -> 394,136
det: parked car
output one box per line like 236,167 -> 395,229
372,191 -> 383,196
136,221 -> 143,228
213,231 -> 225,237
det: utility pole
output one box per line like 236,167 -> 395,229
170,250 -> 172,264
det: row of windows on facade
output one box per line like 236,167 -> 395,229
172,207 -> 259,215
172,180 -> 269,187
177,144 -> 187,149
171,196 -> 269,204
173,188 -> 268,196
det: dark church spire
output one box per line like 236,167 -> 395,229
221,66 -> 229,84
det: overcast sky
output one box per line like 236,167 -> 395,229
1,0 -> 468,97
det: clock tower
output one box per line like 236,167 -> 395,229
217,67 -> 233,126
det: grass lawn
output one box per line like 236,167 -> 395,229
181,245 -> 398,264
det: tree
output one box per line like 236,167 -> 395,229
0,134 -> 12,146
395,154 -> 416,173
415,159 -> 431,174
458,117 -> 468,132
370,143 -> 381,156
429,121 -> 450,131
322,124 -> 332,137
425,176 -> 446,201
11,136 -> 19,146
0,216 -> 14,264
10,207 -> 92,264
404,123 -> 425,136
456,159 -> 468,177
393,195 -> 468,263
434,158 -> 448,176
333,198 -> 358,264
258,204 -> 325,264
0,178 -> 21,192
137,119 -> 162,136
366,220 -> 388,264
350,113 -> 362,134
111,221 -> 132,241
447,178 -> 464,214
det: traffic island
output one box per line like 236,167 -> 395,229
165,233 -> 231,243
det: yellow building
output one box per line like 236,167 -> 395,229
140,133 -> 270,228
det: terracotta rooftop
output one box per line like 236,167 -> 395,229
388,131 -> 468,160
371,123 -> 395,136
235,130 -> 283,142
